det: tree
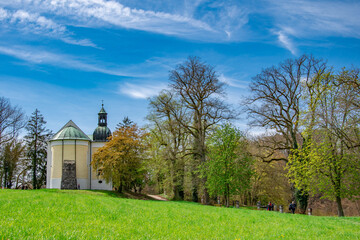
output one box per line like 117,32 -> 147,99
166,56 -> 234,203
288,69 -> 360,217
92,122 -> 148,193
25,109 -> 52,189
204,123 -> 253,207
245,55 -> 327,162
249,135 -> 293,206
116,116 -> 133,129
0,97 -> 25,145
147,91 -> 190,200
244,55 -> 328,212
0,139 -> 25,188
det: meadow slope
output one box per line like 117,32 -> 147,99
0,189 -> 359,239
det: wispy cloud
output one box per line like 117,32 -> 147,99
275,31 -> 297,55
0,45 -> 128,76
199,2 -> 249,40
266,0 -> 360,53
0,7 -> 95,47
1,0 -> 358,55
218,73 -> 247,88
271,0 -> 360,38
0,0 -> 225,41
0,44 -> 183,81
118,82 -> 167,99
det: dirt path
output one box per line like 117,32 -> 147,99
147,195 -> 168,201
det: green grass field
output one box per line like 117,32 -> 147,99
0,189 -> 359,239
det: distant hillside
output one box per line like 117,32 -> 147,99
0,189 -> 359,239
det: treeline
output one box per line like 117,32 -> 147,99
0,99 -> 51,189
94,55 -> 359,217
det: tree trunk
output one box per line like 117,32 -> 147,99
118,182 -> 123,193
336,196 -> 345,217
173,185 -> 181,200
295,188 -> 308,214
226,183 -> 230,207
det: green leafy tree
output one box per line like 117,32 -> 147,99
147,91 -> 190,200
164,57 -> 234,203
289,69 -> 360,216
204,123 -> 254,207
25,109 -> 52,189
92,122 -> 148,193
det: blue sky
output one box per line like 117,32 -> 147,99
0,0 -> 359,135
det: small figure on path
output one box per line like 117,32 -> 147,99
289,201 -> 296,214
267,201 -> 274,211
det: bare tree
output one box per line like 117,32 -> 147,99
0,97 -> 25,146
245,55 -> 328,161
245,55 -> 328,212
167,56 -> 235,203
333,68 -> 360,149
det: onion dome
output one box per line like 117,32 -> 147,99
51,120 -> 91,141
93,104 -> 112,142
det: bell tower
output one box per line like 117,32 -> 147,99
93,102 -> 112,142
98,102 -> 107,127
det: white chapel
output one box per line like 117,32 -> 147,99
46,104 -> 112,190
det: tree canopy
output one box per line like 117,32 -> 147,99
92,122 -> 148,193
204,123 -> 254,207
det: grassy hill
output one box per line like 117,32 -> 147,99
0,189 -> 359,239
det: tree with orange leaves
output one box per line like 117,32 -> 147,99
92,121 -> 148,193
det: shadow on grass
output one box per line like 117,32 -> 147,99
52,188 -> 163,201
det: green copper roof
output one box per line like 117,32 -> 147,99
51,120 -> 91,141
93,126 -> 112,142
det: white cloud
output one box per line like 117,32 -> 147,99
0,0 -> 256,42
275,31 -> 297,55
269,0 -> 360,39
118,82 -> 167,99
0,0 -> 223,40
0,45 -> 127,76
0,45 -> 186,81
218,73 -> 247,88
0,7 -> 96,47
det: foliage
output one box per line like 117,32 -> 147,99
24,109 -> 52,189
1,189 -> 360,239
92,123 -> 148,193
161,56 -> 234,203
245,55 -> 329,212
204,123 -> 253,207
116,116 -> 133,129
288,69 -> 360,216
146,91 -> 190,200
0,140 -> 25,188
250,156 -> 292,206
